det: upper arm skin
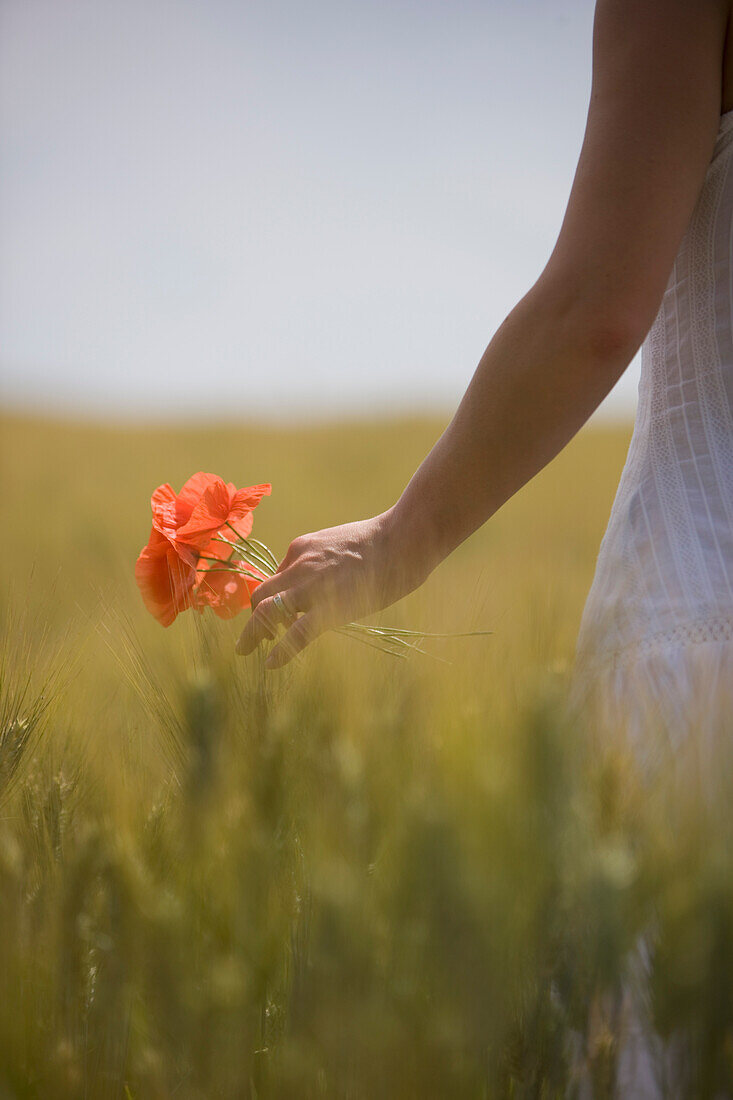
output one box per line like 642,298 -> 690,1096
537,0 -> 729,353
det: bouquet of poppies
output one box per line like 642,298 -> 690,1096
135,473 -> 271,626
136,472 -> 487,659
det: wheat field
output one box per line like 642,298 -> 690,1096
2,411 -> 733,1098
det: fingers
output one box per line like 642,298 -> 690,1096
250,566 -> 295,611
264,611 -> 323,669
276,535 -> 308,574
250,536 -> 312,611
236,589 -> 306,655
235,531 -> 324,665
272,591 -> 297,622
235,596 -> 280,655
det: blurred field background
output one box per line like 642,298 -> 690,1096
2,410 -> 625,666
4,412 -> 733,1099
7,1 -> 733,1094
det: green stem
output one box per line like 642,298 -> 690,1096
198,557 -> 264,582
225,538 -> 276,576
224,524 -> 278,574
352,629 -> 450,663
246,536 -> 280,570
210,538 -> 273,579
334,628 -> 408,659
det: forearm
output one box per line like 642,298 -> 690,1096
385,280 -> 639,579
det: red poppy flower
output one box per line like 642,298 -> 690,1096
193,519 -> 268,619
136,472 -> 271,626
195,560 -> 267,620
175,478 -> 271,550
150,473 -> 269,550
135,529 -> 197,627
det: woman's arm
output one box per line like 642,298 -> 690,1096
238,0 -> 729,668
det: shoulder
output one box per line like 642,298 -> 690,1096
587,0 -> 728,139
589,0 -> 729,139
535,0 -> 730,353
592,0 -> 728,35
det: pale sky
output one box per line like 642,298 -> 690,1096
0,0 -> 639,423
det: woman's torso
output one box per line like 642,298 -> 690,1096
576,109 -> 733,670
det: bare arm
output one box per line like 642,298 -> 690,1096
238,0 -> 729,668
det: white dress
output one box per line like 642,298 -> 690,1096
569,109 -> 733,1099
573,107 -> 733,775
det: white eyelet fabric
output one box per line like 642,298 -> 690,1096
572,109 -> 733,757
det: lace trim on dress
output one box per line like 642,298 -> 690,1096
578,615 -> 733,671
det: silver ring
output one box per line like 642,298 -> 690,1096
273,592 -> 295,622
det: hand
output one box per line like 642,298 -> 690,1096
235,507 -> 427,669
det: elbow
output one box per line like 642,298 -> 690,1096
580,311 -> 646,366
530,276 -> 651,367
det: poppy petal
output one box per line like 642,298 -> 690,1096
225,511 -> 254,541
196,565 -> 264,620
223,483 -> 271,541
229,483 -> 271,523
176,480 -> 232,547
150,484 -> 179,539
135,529 -> 196,627
177,472 -> 224,518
